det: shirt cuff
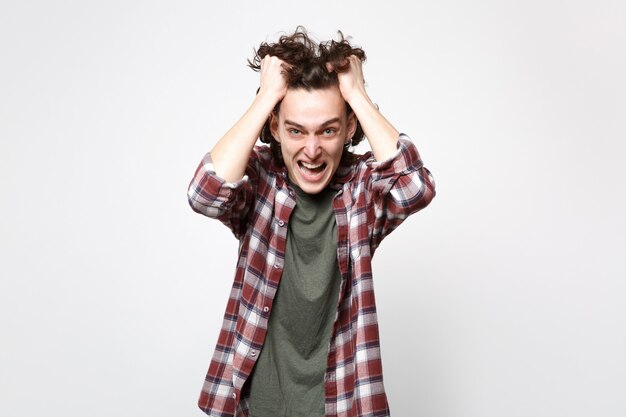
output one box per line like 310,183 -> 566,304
365,133 -> 424,175
189,152 -> 250,212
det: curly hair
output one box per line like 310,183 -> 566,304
248,27 -> 367,164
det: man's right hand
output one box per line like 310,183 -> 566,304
208,56 -> 290,183
258,55 -> 289,103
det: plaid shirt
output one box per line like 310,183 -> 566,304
188,134 -> 435,417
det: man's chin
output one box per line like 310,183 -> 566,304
292,174 -> 331,195
296,182 -> 326,195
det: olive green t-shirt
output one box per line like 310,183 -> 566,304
247,183 -> 341,417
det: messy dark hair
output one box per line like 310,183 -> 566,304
248,26 -> 367,164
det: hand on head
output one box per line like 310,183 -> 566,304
259,55 -> 290,101
326,55 -> 366,104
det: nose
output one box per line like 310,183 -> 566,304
303,134 -> 321,159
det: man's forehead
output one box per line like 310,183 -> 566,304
278,88 -> 348,126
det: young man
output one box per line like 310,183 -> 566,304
188,28 -> 436,417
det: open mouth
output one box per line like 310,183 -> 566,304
297,160 -> 327,177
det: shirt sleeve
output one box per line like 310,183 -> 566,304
365,133 -> 436,250
187,150 -> 258,240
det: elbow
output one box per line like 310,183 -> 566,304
405,169 -> 436,213
187,185 -> 208,215
187,186 -> 228,219
187,193 -> 201,214
409,185 -> 435,213
421,184 -> 436,211
421,175 -> 436,207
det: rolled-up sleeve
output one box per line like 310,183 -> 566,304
366,134 -> 436,248
187,151 -> 255,239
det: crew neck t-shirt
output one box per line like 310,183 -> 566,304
247,183 -> 341,417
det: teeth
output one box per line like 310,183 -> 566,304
301,161 -> 323,169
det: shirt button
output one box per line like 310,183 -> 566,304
273,263 -> 279,269
232,392 -> 236,399
250,350 -> 257,357
263,306 -> 269,313
278,220 -> 285,227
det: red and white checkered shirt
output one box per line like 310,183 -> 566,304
187,134 -> 435,417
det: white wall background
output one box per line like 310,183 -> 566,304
1,1 -> 624,416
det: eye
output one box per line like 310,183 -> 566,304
322,128 -> 337,136
288,128 -> 301,136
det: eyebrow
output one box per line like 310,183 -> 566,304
284,118 -> 341,130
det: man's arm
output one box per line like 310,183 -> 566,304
210,56 -> 288,182
332,56 -> 436,248
187,56 -> 289,238
366,136 -> 436,250
333,55 -> 399,162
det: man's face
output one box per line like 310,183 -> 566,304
270,86 -> 356,195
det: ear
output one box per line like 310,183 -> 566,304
269,112 -> 280,143
346,112 -> 357,143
